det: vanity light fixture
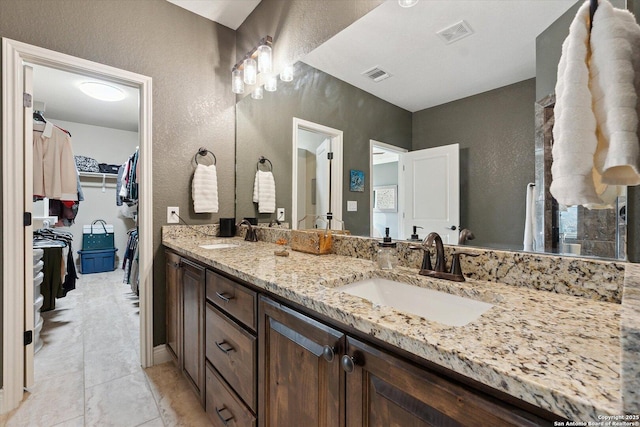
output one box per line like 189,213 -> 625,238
79,81 -> 126,102
398,0 -> 418,7
232,36 -> 293,99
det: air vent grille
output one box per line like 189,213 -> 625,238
362,66 -> 391,83
436,20 -> 474,44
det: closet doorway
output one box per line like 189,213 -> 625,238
1,38 -> 153,413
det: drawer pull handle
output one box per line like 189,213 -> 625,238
215,340 -> 235,354
215,406 -> 234,425
215,292 -> 234,303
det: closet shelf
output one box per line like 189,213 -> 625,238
79,172 -> 118,179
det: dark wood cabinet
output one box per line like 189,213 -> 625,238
165,251 -> 205,406
259,296 -> 345,427
181,259 -> 206,404
165,250 -> 181,362
344,337 -> 548,427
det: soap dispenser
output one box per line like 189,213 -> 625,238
377,228 -> 397,270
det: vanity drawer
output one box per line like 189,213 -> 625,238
206,362 -> 256,427
206,270 -> 257,331
206,303 -> 257,411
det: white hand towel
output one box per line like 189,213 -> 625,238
523,183 -> 535,252
253,170 -> 276,213
590,0 -> 640,186
192,164 -> 219,213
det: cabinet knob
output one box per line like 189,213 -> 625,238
322,345 -> 335,362
215,406 -> 234,426
445,225 -> 457,231
215,292 -> 234,303
341,354 -> 356,373
215,340 -> 235,354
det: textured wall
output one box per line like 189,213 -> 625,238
412,79 -> 536,250
0,0 -> 236,365
236,62 -> 412,236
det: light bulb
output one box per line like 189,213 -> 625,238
280,64 -> 294,82
264,74 -> 277,92
79,82 -> 126,101
243,58 -> 257,85
257,44 -> 272,74
251,86 -> 264,100
232,69 -> 244,94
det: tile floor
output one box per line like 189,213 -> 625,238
0,270 -> 211,426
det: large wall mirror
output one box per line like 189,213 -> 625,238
235,0 -> 632,260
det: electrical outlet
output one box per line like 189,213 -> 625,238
167,206 -> 179,224
347,201 -> 357,212
277,208 -> 285,221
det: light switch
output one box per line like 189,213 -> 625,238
347,201 -> 357,212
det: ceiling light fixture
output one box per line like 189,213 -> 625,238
79,81 -> 126,102
231,36 -> 295,100
398,0 -> 418,7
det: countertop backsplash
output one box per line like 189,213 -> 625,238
162,224 -> 625,303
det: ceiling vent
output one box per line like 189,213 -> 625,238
436,20 -> 474,44
362,66 -> 391,83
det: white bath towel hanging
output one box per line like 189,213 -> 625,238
551,0 -> 640,208
192,164 -> 219,213
253,170 -> 276,213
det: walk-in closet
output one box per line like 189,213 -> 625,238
29,62 -> 142,397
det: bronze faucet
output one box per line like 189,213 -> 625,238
238,219 -> 258,242
418,232 -> 478,282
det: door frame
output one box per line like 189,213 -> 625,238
369,140 -> 407,238
1,38 -> 154,413
292,118 -> 343,230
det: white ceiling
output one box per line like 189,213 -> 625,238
166,0 -> 261,30
303,0 -> 577,112
31,64 -> 139,132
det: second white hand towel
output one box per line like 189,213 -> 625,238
192,164 -> 219,213
253,170 -> 276,213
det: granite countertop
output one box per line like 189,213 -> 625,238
163,235 -> 622,422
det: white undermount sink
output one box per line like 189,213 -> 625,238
337,278 -> 493,327
199,242 -> 241,249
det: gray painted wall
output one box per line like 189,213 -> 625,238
236,62 -> 412,236
0,0 -> 236,384
412,79 -> 536,250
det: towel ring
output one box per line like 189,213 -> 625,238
194,147 -> 217,165
257,156 -> 273,171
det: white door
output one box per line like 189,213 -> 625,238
401,143 -> 459,244
23,64 -> 35,388
315,139 -> 330,228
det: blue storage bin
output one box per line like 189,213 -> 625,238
78,248 -> 117,274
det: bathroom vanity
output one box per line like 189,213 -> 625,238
163,225 -> 631,426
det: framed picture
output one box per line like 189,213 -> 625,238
350,169 -> 365,192
373,185 -> 397,212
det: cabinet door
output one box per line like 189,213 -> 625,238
165,250 -> 182,363
259,297 -> 345,427
344,337 -> 546,427
182,259 -> 206,404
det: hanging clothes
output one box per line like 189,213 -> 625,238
122,228 -> 139,294
34,228 -> 77,311
33,120 -> 78,201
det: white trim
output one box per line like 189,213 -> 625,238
292,118 -> 343,230
1,38 -> 154,414
152,345 -> 173,365
369,140 -> 407,238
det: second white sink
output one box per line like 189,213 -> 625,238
337,277 -> 493,327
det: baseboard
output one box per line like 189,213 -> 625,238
153,344 -> 172,365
